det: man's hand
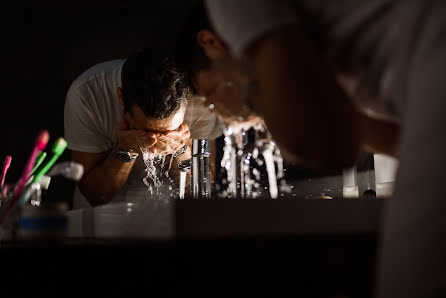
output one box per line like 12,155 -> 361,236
151,124 -> 191,155
116,118 -> 157,154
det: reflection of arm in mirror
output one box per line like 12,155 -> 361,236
359,112 -> 400,157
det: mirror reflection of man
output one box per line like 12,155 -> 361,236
178,2 -> 399,161
176,2 -> 385,185
64,50 -> 222,209
177,3 -> 263,131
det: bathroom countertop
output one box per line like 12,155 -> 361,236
64,197 -> 386,240
175,197 -> 385,237
1,198 -> 385,297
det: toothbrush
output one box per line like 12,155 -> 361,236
7,140 -> 68,220
15,176 -> 51,212
13,130 -> 49,198
29,151 -> 47,178
32,138 -> 68,184
1,155 -> 12,188
0,130 -> 49,224
25,151 -> 48,185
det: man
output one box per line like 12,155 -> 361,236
177,3 -> 262,131
178,2 -> 399,160
204,1 -> 446,297
64,50 -> 222,209
176,2 -> 394,191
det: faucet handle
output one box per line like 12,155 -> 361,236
178,159 -> 191,172
192,139 -> 210,156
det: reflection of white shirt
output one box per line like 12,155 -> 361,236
64,59 -> 222,209
205,1 -> 446,297
205,0 -> 423,121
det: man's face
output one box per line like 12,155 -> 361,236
124,104 -> 186,133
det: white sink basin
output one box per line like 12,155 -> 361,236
68,199 -> 174,239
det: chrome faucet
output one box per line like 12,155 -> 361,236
191,139 -> 211,198
177,159 -> 191,200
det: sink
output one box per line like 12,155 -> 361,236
68,199 -> 174,239
67,195 -> 384,239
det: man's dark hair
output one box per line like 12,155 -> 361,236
121,50 -> 189,120
174,1 -> 214,93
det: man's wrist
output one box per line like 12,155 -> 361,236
113,145 -> 138,162
173,145 -> 188,158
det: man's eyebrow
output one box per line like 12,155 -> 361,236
147,126 -> 180,134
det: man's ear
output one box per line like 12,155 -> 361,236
197,29 -> 227,59
117,87 -> 124,106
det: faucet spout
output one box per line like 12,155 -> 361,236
192,139 -> 211,199
178,159 -> 191,200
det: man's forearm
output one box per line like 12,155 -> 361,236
247,25 -> 361,170
359,112 -> 400,156
79,150 -> 136,206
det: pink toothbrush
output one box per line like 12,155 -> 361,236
12,130 -> 49,198
0,130 -> 49,224
1,155 -> 12,188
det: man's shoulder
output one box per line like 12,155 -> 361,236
184,97 -> 223,140
69,59 -> 125,91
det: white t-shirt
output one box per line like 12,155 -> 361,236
205,1 -> 446,297
64,59 -> 222,209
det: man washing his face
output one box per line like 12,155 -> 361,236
64,50 -> 222,208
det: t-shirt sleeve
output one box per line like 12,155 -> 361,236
184,99 -> 223,140
205,0 -> 298,58
64,85 -> 111,153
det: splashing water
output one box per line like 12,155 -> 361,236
179,171 -> 187,199
262,142 -> 278,198
219,121 -> 292,199
219,126 -> 238,198
140,147 -> 175,196
192,89 -> 292,199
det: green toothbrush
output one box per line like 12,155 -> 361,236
29,151 -> 47,177
32,138 -> 68,184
